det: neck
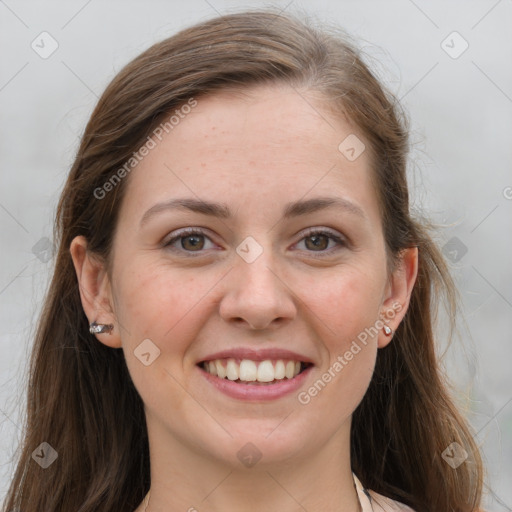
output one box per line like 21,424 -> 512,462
137,416 -> 361,512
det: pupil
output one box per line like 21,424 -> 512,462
307,234 -> 327,250
183,235 -> 203,250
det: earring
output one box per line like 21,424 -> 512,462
383,325 -> 394,336
89,322 -> 114,335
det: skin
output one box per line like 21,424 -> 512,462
71,83 -> 418,512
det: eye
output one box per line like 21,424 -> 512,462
163,228 -> 216,254
162,227 -> 347,256
294,228 -> 346,255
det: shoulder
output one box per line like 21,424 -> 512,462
353,473 -> 415,512
365,488 -> 415,511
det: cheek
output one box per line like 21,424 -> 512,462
114,260 -> 205,336
307,264 -> 385,347
111,262 -> 213,417
294,266 -> 383,416
111,261 -> 208,374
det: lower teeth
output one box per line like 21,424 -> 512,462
236,379 -> 279,385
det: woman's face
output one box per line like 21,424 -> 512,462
80,84 -> 414,469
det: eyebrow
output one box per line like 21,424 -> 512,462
140,196 -> 366,227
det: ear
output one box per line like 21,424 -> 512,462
70,235 -> 122,348
378,247 -> 418,348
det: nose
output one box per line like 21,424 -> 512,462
219,251 -> 297,331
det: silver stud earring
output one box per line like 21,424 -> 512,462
383,325 -> 393,336
89,322 -> 114,335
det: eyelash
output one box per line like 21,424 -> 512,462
162,227 -> 347,257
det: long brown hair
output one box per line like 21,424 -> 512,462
3,9 -> 483,512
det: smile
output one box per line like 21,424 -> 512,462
197,357 -> 314,401
200,358 -> 312,384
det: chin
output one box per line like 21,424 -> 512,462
205,422 -> 312,468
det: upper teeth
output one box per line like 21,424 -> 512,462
204,359 -> 303,382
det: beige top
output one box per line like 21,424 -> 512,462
354,474 -> 415,512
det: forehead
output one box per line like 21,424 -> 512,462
173,84 -> 356,163
120,83 -> 380,226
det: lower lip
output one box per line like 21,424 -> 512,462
198,365 -> 313,401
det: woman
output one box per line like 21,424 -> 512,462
2,9 -> 483,512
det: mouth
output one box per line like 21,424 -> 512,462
198,358 -> 313,385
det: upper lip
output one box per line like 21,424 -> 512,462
198,348 -> 315,364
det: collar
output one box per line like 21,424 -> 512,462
353,473 -> 374,511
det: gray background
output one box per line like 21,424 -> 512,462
1,0 -> 511,510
